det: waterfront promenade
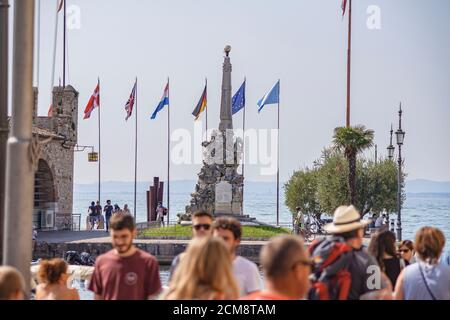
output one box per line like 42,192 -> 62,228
34,230 -> 374,266
34,231 -> 266,264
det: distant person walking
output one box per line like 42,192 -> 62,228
375,213 -> 386,228
156,202 -> 166,227
35,259 -> 80,300
88,201 -> 97,230
213,217 -> 262,297
104,200 -> 114,232
164,237 -> 239,300
241,235 -> 312,300
0,266 -> 26,300
88,214 -> 162,300
394,227 -> 450,300
32,227 -> 38,251
95,201 -> 104,229
113,204 -> 122,215
168,211 -> 213,280
398,240 -> 416,266
122,204 -> 131,216
368,230 -> 405,288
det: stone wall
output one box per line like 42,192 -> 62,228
39,141 -> 74,216
32,86 -> 78,229
34,241 -> 263,265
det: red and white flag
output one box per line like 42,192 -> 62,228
125,80 -> 137,121
84,81 -> 100,120
341,0 -> 348,17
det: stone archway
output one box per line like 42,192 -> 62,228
33,159 -> 57,229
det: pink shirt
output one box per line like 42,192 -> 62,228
89,248 -> 162,300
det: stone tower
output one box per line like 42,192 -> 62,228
30,85 -> 79,229
184,46 -> 244,218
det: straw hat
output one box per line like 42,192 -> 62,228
324,205 -> 371,234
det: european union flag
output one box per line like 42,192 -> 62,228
232,80 -> 246,115
257,80 -> 280,113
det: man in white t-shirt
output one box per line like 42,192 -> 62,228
213,217 -> 262,297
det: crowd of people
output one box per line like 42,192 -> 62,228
87,200 -> 132,231
1,204 -> 449,300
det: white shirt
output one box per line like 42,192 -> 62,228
233,256 -> 262,297
375,216 -> 384,227
156,207 -> 165,219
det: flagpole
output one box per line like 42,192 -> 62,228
167,77 -> 170,226
134,78 -> 138,223
346,0 -> 352,127
276,80 -> 280,227
62,0 -> 66,88
242,78 -> 246,209
205,78 -> 208,138
36,0 -> 40,88
50,0 -> 58,111
98,78 -> 101,206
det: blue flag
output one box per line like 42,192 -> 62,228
232,80 -> 246,115
151,82 -> 169,120
257,80 -> 280,113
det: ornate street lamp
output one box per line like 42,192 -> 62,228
396,103 -> 405,241
74,145 -> 97,162
387,124 -> 395,160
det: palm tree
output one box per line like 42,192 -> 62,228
333,125 -> 374,208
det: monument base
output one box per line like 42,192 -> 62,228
213,212 -> 274,227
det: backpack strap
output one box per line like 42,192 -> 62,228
319,243 -> 353,271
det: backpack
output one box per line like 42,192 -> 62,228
308,236 -> 354,300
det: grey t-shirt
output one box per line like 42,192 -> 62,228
348,248 -> 385,300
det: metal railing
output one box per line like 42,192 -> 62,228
55,213 -> 81,231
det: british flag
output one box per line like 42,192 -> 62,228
125,80 -> 137,121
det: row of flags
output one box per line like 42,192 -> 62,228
58,0 -> 347,120
82,79 -> 281,121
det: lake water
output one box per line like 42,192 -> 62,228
74,181 -> 450,248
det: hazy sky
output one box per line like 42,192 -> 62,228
7,0 -> 450,184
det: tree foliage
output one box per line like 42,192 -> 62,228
285,148 -> 405,218
284,167 -> 322,218
332,125 -> 375,205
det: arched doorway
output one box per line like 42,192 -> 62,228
33,159 -> 56,229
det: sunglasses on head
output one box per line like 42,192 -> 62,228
193,224 -> 211,231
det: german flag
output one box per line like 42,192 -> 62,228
192,84 -> 207,120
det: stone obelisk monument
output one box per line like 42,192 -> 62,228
184,46 -> 245,219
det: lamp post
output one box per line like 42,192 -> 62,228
387,124 -> 395,160
395,104 -> 405,241
387,124 -> 395,233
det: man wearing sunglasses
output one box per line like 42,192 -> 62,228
241,235 -> 312,300
168,211 -> 213,279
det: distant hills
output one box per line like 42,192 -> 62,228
405,179 -> 450,194
75,179 -> 450,194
